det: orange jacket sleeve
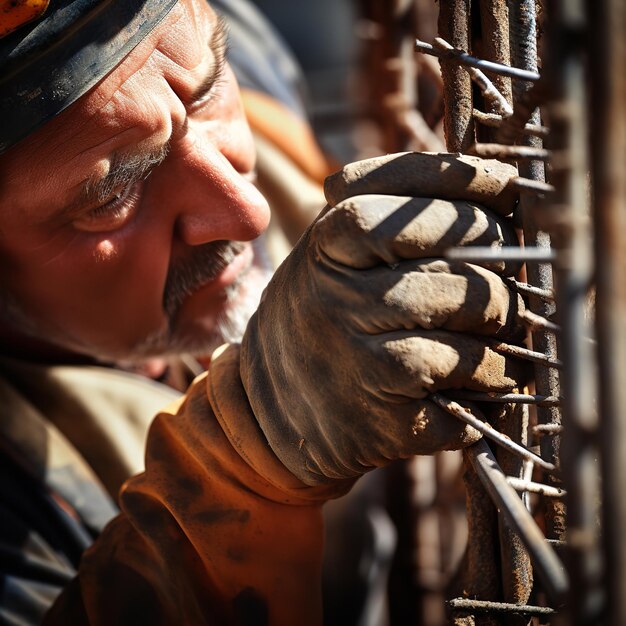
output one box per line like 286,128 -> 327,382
44,344 -> 354,625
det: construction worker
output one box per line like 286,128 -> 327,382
0,0 -> 526,623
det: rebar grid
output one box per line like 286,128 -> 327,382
411,0 -> 608,622
361,0 -> 621,622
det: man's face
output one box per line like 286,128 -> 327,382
0,0 -> 272,361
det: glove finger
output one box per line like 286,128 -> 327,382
324,152 -> 518,217
297,397 -> 482,481
313,194 -> 518,273
322,259 -> 525,340
358,330 -> 529,400
398,399 -> 484,455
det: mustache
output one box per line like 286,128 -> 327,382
163,240 -> 247,318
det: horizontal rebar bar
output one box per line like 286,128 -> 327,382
473,109 -> 549,137
446,247 -> 556,262
507,176 -> 556,195
446,390 -> 561,406
415,39 -> 541,82
434,38 -> 513,117
468,142 -> 551,161
505,277 -> 555,301
533,423 -> 564,435
448,597 -> 556,616
488,340 -> 563,369
520,309 -> 561,333
466,439 -> 569,604
430,393 -> 557,472
506,477 -> 567,498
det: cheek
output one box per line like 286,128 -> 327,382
6,224 -> 174,350
94,239 -> 118,262
68,226 -> 172,317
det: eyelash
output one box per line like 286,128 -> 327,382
189,70 -> 226,114
189,34 -> 229,113
91,185 -> 135,216
74,183 -> 142,232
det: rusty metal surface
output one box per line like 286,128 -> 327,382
466,440 -> 569,605
478,0 -> 512,118
454,456 -> 500,626
437,0 -> 473,152
432,394 -> 557,472
363,0 -> 625,620
414,39 -> 539,82
508,0 -> 566,548
494,404 -> 533,622
449,597 -> 556,616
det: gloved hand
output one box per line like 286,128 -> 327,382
241,152 -> 528,486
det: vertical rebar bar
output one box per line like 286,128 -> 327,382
476,4 -> 534,617
508,0 -> 565,544
495,404 -> 533,624
478,0 -> 512,143
544,1 -> 603,623
438,0 -> 474,151
588,0 -> 626,623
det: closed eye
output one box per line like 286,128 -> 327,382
72,182 -> 142,233
187,16 -> 229,111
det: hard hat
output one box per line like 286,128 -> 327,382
0,0 -> 178,154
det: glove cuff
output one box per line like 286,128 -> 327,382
209,343 -> 354,503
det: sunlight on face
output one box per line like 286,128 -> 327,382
0,0 -> 271,362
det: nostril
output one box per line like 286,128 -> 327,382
172,179 -> 270,247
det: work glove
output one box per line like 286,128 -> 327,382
241,152 -> 528,486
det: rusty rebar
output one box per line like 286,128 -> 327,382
519,309 -> 561,334
487,341 -> 563,370
505,477 -> 566,498
478,0 -> 512,142
494,80 -> 547,146
414,40 -> 539,82
437,0 -> 473,152
430,394 -> 557,473
507,177 -> 555,195
533,423 -> 563,436
465,439 -> 569,605
448,598 -> 556,616
468,143 -> 550,161
506,278 -> 555,301
473,110 -> 548,138
495,402 -> 533,617
433,38 -> 513,117
508,0 -> 565,549
446,391 -> 561,406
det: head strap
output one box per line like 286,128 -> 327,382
0,0 -> 178,154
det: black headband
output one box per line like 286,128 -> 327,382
0,0 -> 178,154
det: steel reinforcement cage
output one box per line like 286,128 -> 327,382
358,0 -> 626,624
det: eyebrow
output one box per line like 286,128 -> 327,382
71,143 -> 171,212
190,15 -> 229,105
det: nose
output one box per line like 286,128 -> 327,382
158,120 -> 271,246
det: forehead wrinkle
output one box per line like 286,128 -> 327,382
0,0 -> 214,212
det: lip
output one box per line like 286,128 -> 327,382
191,242 -> 253,297
215,242 -> 253,287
